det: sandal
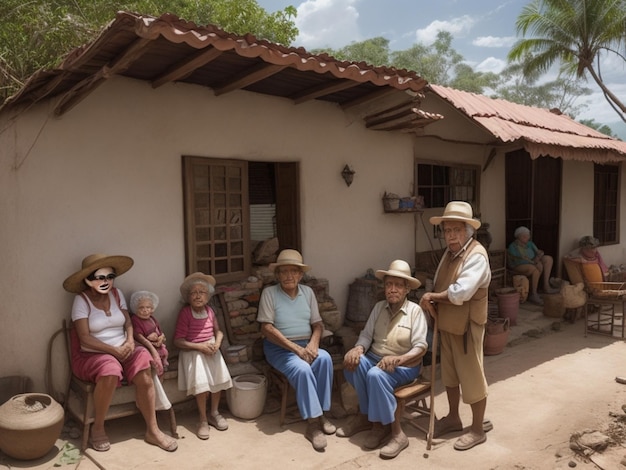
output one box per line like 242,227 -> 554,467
483,419 -> 494,433
145,434 -> 178,452
433,416 -> 463,438
89,431 -> 111,452
453,431 -> 487,451
207,413 -> 228,431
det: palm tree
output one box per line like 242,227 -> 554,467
508,0 -> 626,123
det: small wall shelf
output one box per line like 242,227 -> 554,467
382,194 -> 423,213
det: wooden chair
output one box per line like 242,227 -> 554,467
393,316 -> 438,450
62,320 -> 178,450
563,260 -> 625,338
268,359 -> 344,426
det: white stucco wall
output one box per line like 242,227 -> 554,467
0,77 -> 420,392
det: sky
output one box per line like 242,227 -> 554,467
256,0 -> 626,134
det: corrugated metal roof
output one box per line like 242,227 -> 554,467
429,84 -> 626,162
0,11 -> 429,132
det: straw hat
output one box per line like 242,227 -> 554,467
375,260 -> 421,290
179,272 -> 216,299
63,253 -> 133,293
268,249 -> 311,272
429,201 -> 481,230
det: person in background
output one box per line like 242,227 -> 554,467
174,272 -> 232,440
420,201 -> 492,451
337,259 -> 428,459
565,235 -> 609,281
507,226 -> 557,305
257,249 -> 336,451
130,290 -> 169,376
63,253 -> 177,453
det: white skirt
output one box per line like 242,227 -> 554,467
178,348 -> 233,396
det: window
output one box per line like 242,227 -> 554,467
594,163 -> 620,245
183,157 -> 250,283
183,157 -> 301,283
416,162 -> 479,209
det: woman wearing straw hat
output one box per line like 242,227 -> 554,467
63,254 -> 178,453
174,272 -> 233,440
336,259 -> 428,459
565,235 -> 609,281
257,249 -> 336,451
420,201 -> 492,451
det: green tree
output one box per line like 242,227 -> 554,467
312,37 -> 390,66
449,64 -> 499,94
508,0 -> 626,123
0,0 -> 297,104
493,59 -> 592,118
390,31 -> 463,85
579,119 -> 615,137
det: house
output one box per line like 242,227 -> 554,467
0,12 -> 437,392
2,11 -> 626,395
412,84 -> 626,269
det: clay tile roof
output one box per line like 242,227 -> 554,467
428,84 -> 626,162
1,11 -> 429,131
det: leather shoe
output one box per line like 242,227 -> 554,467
207,413 -> 228,431
336,414 -> 372,437
363,425 -> 391,449
379,433 -> 409,459
196,421 -> 210,440
320,415 -> 336,435
305,421 -> 327,451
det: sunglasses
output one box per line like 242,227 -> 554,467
89,273 -> 117,282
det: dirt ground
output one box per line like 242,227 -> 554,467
2,319 -> 626,470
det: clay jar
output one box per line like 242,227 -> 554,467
0,393 -> 64,460
496,288 -> 520,326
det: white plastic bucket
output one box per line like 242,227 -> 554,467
226,374 -> 267,420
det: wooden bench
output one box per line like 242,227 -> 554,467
60,320 -> 188,450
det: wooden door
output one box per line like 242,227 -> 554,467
275,162 -> 301,252
505,149 -> 561,260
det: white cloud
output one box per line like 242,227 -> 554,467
577,82 -> 626,124
473,36 -> 517,48
415,16 -> 476,45
295,0 -> 362,49
475,57 -> 507,74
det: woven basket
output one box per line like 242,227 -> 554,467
382,193 -> 401,211
589,282 -> 626,299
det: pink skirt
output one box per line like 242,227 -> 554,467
70,329 -> 151,386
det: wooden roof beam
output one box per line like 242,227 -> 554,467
214,63 -> 287,96
53,37 -> 153,115
291,79 -> 360,104
342,88 -> 420,110
152,47 -> 224,88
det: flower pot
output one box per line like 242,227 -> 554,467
497,289 -> 520,326
484,318 -> 510,356
0,393 -> 64,460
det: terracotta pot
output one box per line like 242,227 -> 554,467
497,290 -> 520,326
0,393 -> 64,460
484,317 -> 510,356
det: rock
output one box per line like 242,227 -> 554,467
570,430 -> 610,453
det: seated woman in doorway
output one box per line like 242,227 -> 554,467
564,235 -> 609,281
507,226 -> 557,305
